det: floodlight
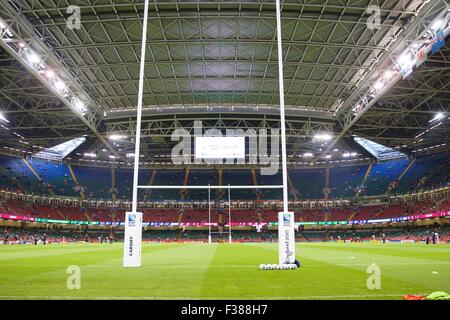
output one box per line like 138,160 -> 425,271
314,133 -> 333,141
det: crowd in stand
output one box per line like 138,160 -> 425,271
0,227 -> 115,245
1,227 -> 49,245
1,225 -> 449,244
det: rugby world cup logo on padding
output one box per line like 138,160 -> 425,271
128,214 -> 136,227
283,213 -> 291,227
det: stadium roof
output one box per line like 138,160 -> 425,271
0,0 -> 449,164
354,136 -> 407,160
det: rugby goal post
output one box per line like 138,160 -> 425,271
123,0 -> 296,267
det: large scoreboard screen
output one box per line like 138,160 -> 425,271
195,136 -> 245,159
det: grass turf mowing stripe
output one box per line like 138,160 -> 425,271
0,242 -> 448,299
0,293 -> 428,300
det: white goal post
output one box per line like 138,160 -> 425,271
123,0 -> 296,267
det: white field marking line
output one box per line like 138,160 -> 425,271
2,261 -> 450,268
0,293 -> 427,300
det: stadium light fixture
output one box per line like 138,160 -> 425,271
324,154 -> 332,159
397,52 -> 414,66
109,134 -> 126,141
314,133 -> 333,141
126,153 -> 135,158
303,152 -> 314,158
108,155 -> 116,159
343,153 -> 350,158
431,19 -> 444,32
429,113 -> 445,123
373,80 -> 385,91
26,50 -> 40,65
45,70 -> 55,79
53,79 -> 66,91
72,98 -> 87,115
383,70 -> 394,80
0,19 -> 13,38
83,153 -> 96,158
0,112 -> 9,123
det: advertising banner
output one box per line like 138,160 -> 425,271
123,212 -> 143,267
278,212 -> 296,265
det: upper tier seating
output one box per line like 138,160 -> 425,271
222,169 -> 255,200
0,156 -> 49,195
394,152 -> 450,194
186,169 -> 217,200
71,165 -> 112,200
329,165 -> 368,199
114,167 -> 153,201
148,169 -> 185,200
28,158 -> 78,197
289,168 -> 326,200
364,158 -> 410,196
255,169 -> 283,200
0,150 -> 448,201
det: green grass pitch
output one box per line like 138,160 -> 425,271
0,242 -> 449,300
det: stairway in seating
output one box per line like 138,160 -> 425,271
386,159 -> 415,195
22,158 -> 55,196
347,210 -> 357,221
111,167 -> 116,202
323,230 -> 329,242
324,166 -> 330,200
176,209 -> 184,242
176,167 -> 190,241
82,208 -> 92,222
217,167 -> 223,204
180,166 -> 190,200
436,196 -> 450,210
67,163 -> 85,200
287,172 -> 299,201
251,168 -> 261,200
421,161 -> 446,188
356,164 -> 372,198
0,166 -> 26,193
55,206 -> 69,220
300,232 -> 313,242
372,207 -> 385,219
144,170 -> 157,201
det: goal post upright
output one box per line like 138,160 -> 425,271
275,0 -> 289,214
275,0 -> 297,265
208,185 -> 212,244
123,0 -> 149,268
228,184 -> 232,244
